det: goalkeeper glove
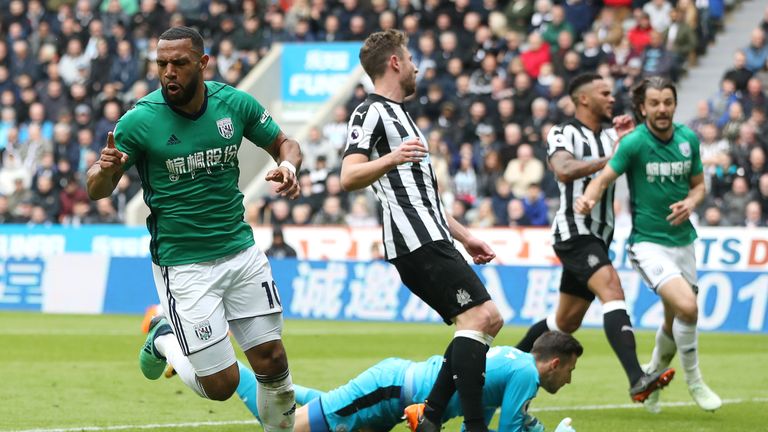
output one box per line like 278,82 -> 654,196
553,417 -> 575,432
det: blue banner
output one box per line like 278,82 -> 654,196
280,42 -> 362,103
270,259 -> 768,333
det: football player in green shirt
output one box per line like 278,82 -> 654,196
576,77 -> 721,413
86,26 -> 302,431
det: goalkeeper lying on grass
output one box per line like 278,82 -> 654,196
155,328 -> 581,432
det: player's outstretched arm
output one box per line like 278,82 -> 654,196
446,214 -> 496,264
339,137 -> 426,191
574,165 -> 620,215
87,131 -> 127,200
264,130 -> 303,199
549,151 -> 610,183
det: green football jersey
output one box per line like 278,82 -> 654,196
608,123 -> 703,247
114,81 -> 280,265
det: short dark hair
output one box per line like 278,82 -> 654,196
531,331 -> 584,362
159,26 -> 205,55
568,73 -> 603,102
631,76 -> 677,120
360,29 -> 407,81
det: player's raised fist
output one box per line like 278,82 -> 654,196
98,131 -> 128,174
574,196 -> 595,215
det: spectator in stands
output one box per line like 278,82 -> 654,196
700,205 -> 725,227
710,152 -> 741,199
744,200 -> 765,227
265,226 -> 298,259
699,122 -> 730,191
521,183 -> 548,226
741,78 -> 767,117
521,32 -> 551,79
665,8 -> 697,77
504,0 -> 533,34
31,175 -> 60,222
731,122 -> 759,167
0,194 -> 13,223
644,0 -> 673,33
744,28 -> 768,73
323,172 -> 349,212
468,197 -> 496,228
745,146 -> 767,190
110,40 -> 140,91
92,198 -> 121,224
506,198 -> 531,226
477,150 -> 504,199
345,195 -> 378,228
723,51 -> 753,93
450,198 -> 470,225
628,12 -> 654,52
641,31 -> 676,80
504,143 -> 544,197
721,101 -> 746,143
454,149 -> 478,206
723,176 -> 752,225
753,173 -> 768,216
709,78 -> 739,128
311,195 -> 345,225
541,5 -> 574,51
58,174 -> 89,224
688,100 -> 717,138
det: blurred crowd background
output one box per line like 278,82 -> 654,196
0,0 -> 766,229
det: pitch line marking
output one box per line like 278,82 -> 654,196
6,398 -> 768,432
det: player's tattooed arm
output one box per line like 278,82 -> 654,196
575,164 -> 620,214
549,151 -> 609,183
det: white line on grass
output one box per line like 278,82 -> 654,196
7,398 -> 768,432
7,420 -> 260,432
529,396 -> 768,412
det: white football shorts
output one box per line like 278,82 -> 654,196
627,241 -> 697,293
152,244 -> 284,376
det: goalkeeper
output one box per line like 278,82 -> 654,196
222,331 -> 580,432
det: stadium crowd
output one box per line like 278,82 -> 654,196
0,0 -> 765,228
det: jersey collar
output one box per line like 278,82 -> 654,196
369,93 -> 404,105
162,83 -> 209,121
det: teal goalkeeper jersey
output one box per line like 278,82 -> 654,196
608,122 -> 703,247
114,81 -> 280,265
409,346 -> 540,432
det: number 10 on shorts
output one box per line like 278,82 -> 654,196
262,280 -> 281,309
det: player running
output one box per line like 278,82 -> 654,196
576,76 -> 722,413
87,26 -> 302,431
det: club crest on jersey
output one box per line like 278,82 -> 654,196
216,117 -> 234,139
194,320 -> 213,341
678,142 -> 691,157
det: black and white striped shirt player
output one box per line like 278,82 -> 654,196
344,93 -> 451,259
547,119 -> 618,245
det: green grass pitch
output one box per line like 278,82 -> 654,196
0,312 -> 766,431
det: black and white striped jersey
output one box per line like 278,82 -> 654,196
343,93 -> 452,259
547,119 -> 618,245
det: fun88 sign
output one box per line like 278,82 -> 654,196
281,42 -> 362,103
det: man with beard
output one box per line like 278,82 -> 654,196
339,30 -> 503,432
514,73 -> 675,404
86,26 -> 301,432
577,76 -> 722,414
